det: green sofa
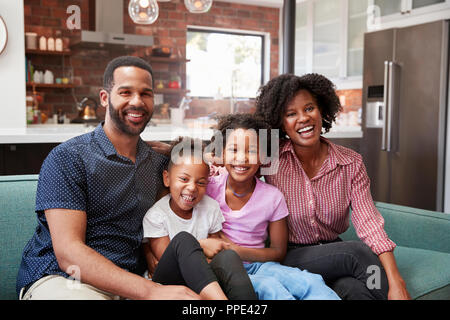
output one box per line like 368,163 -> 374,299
1,175 -> 450,300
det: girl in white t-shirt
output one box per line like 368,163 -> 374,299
142,137 -> 256,300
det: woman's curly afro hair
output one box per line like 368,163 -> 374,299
255,73 -> 342,138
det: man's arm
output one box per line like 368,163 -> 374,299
45,208 -> 200,300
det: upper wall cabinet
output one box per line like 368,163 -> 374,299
295,0 -> 369,89
367,0 -> 450,29
295,0 -> 450,89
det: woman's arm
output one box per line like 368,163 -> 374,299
350,160 -> 411,299
218,218 -> 288,263
378,251 -> 411,300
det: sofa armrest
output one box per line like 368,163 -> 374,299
341,202 -> 450,254
374,202 -> 450,254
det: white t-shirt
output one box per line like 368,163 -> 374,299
142,193 -> 225,240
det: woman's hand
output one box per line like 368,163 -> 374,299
378,251 -> 411,300
388,277 -> 411,300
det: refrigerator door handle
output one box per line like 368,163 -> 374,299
387,61 -> 399,152
387,61 -> 394,152
382,61 -> 390,151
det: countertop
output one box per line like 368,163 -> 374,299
0,123 -> 362,144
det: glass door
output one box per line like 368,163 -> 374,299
295,1 -> 309,76
312,0 -> 342,78
347,0 -> 369,77
373,0 -> 403,16
412,0 -> 445,9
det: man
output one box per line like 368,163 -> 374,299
16,56 -> 254,300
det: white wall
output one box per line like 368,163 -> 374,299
0,0 -> 26,129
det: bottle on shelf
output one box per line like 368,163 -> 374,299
39,36 -> 47,51
26,96 -> 34,125
47,36 -> 55,51
57,109 -> 65,124
55,30 -> 63,52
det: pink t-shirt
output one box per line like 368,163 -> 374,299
206,172 -> 289,249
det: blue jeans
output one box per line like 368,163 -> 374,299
244,262 -> 340,300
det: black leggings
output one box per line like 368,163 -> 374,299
152,231 -> 257,299
282,240 -> 389,300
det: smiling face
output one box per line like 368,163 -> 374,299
163,157 -> 210,218
282,89 -> 323,149
224,128 -> 260,185
101,66 -> 154,136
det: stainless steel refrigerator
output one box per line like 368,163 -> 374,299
361,20 -> 449,212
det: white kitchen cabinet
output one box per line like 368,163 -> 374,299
295,0 -> 368,89
347,0 -> 369,77
294,0 -> 450,89
367,0 -> 450,30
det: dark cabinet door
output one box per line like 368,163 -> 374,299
0,144 -> 59,175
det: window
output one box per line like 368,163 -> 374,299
186,28 -> 265,99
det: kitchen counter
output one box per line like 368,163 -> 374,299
0,123 -> 362,144
0,123 -> 215,144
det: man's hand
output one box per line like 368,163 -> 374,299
199,238 -> 230,259
144,283 -> 201,300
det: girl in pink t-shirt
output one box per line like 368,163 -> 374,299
206,113 -> 339,300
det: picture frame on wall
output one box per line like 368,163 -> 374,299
0,15 -> 8,55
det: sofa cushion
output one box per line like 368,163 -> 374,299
393,246 -> 450,300
0,175 -> 39,300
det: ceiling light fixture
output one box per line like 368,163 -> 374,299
128,0 -> 159,24
184,0 -> 213,13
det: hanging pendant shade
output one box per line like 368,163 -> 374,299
184,0 -> 213,13
128,0 -> 159,24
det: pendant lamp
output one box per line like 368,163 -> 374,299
128,0 -> 159,24
184,0 -> 213,13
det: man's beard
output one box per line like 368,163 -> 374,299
108,97 -> 152,136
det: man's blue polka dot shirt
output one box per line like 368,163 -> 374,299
16,123 -> 168,295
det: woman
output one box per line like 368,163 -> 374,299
255,73 -> 410,300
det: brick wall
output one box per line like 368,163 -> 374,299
24,0 -> 280,121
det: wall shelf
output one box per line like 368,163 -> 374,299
155,88 -> 190,95
25,49 -> 71,56
26,82 -> 75,89
148,56 -> 190,64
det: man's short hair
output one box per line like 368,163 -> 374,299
103,56 -> 154,92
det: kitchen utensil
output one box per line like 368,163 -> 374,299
152,47 -> 172,57
73,97 -> 98,122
